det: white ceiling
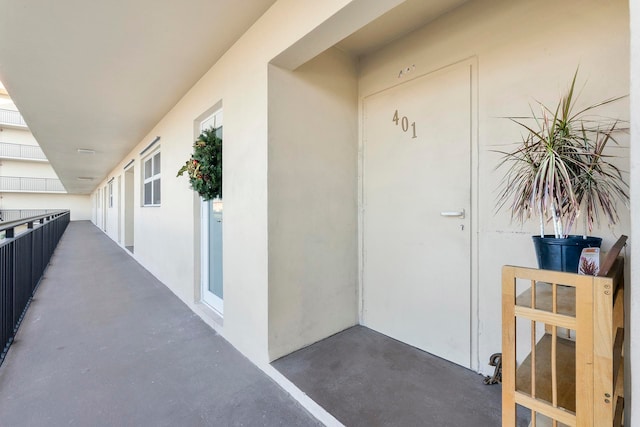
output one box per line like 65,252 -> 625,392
336,0 -> 469,56
0,0 -> 276,194
0,0 -> 469,195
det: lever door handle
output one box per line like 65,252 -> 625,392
440,209 -> 465,219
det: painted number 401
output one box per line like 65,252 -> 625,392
392,110 -> 417,139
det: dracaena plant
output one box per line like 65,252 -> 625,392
496,70 -> 629,238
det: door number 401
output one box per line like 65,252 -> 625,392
392,110 -> 417,139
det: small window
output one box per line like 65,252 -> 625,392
143,151 -> 161,206
200,109 -> 223,133
108,182 -> 113,208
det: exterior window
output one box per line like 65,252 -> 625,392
108,182 -> 113,207
201,109 -> 222,133
143,151 -> 161,206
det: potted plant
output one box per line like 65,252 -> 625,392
496,70 -> 629,272
177,127 -> 222,201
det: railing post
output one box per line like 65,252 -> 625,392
11,237 -> 16,336
0,210 -> 70,366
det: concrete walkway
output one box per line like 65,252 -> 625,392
274,326 -> 529,427
0,221 -> 320,427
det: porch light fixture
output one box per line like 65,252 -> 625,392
77,148 -> 96,154
76,177 -> 94,181
212,198 -> 224,212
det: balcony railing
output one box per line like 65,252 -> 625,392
0,142 -> 47,161
0,109 -> 27,128
0,210 -> 70,366
0,209 -> 59,222
0,176 -> 66,193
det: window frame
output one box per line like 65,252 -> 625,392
108,181 -> 113,208
142,149 -> 161,207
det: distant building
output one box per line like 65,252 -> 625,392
0,85 -> 91,221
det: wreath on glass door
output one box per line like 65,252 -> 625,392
177,128 -> 222,201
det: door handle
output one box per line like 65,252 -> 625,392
440,209 -> 465,219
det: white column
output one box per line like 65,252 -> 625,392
630,0 -> 639,424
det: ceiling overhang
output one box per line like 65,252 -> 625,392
0,0 -> 469,195
0,0 -> 276,194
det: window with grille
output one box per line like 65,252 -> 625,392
142,151 -> 161,206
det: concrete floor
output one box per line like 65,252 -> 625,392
274,326 -> 530,427
0,221 -> 320,427
0,220 -> 531,427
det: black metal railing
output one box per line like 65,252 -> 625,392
0,210 -> 70,366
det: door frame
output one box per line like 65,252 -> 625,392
102,185 -> 108,231
117,175 -> 122,244
357,57 -> 480,371
200,199 -> 224,313
124,165 -> 135,251
197,107 -> 224,315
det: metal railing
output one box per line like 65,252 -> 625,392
0,176 -> 66,193
0,209 -> 59,222
0,210 -> 70,366
0,109 -> 27,128
0,142 -> 47,161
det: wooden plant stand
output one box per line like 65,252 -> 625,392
502,236 -> 626,427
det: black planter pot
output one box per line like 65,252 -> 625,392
532,235 -> 602,273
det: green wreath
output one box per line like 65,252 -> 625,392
177,128 -> 222,201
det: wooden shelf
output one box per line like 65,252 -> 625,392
503,239 -> 627,427
516,334 -> 576,413
516,283 -> 575,317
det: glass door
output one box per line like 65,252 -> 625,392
201,198 -> 223,312
200,110 -> 223,313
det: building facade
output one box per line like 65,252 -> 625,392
1,0 -> 637,423
89,0 -> 631,372
0,89 -> 91,221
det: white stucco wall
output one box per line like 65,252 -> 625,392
91,0 -> 403,363
358,0 -> 630,373
89,1 -> 632,409
267,48 -> 359,360
0,159 -> 58,178
0,125 -> 92,221
0,128 -> 52,177
0,126 -> 39,145
0,192 -> 91,220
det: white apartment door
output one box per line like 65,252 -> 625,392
200,110 -> 223,314
124,166 -> 135,252
102,186 -> 108,231
117,176 -> 122,244
362,61 -> 472,368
